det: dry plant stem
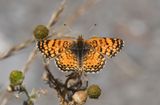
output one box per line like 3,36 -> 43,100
44,64 -> 81,105
59,96 -> 68,105
44,64 -> 61,89
0,1 -> 67,105
21,0 -> 67,74
0,0 -> 67,60
57,0 -> 98,33
0,0 -> 67,104
1,43 -> 37,105
0,91 -> 11,105
0,0 -> 67,61
0,39 -> 34,60
47,0 -> 67,29
44,64 -> 67,104
22,48 -> 38,74
19,86 -> 30,99
44,62 -> 87,105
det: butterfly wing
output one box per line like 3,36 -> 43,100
55,50 -> 79,72
82,49 -> 105,73
37,39 -> 79,72
85,37 -> 124,58
37,39 -> 74,58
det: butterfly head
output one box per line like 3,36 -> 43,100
70,35 -> 90,57
77,35 -> 84,42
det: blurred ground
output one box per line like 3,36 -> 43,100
0,0 -> 160,105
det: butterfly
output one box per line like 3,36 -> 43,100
37,36 -> 124,73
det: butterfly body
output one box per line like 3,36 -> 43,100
37,36 -> 124,73
70,36 -> 91,68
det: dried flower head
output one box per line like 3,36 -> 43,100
72,90 -> 88,104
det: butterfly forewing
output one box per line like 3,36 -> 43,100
85,37 -> 124,57
37,39 -> 75,58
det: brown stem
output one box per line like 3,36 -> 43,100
0,39 -> 34,60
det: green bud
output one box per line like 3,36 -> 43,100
87,84 -> 101,99
9,70 -> 24,86
33,25 -> 49,40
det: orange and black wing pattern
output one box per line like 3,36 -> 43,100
82,49 -> 105,73
85,37 -> 124,58
82,37 -> 124,73
37,36 -> 124,73
55,50 -> 79,72
37,39 -> 79,72
37,39 -> 74,58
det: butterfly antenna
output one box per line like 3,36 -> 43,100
63,24 -> 73,33
87,24 -> 97,34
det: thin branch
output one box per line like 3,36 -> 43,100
44,63 -> 66,93
0,0 -> 67,61
47,0 -> 67,29
0,91 -> 11,105
0,39 -> 34,60
0,1 -> 67,105
43,63 -> 88,105
0,0 -> 67,104
22,48 -> 38,74
43,63 -> 67,104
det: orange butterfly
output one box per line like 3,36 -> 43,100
37,36 -> 124,73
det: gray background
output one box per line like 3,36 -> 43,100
0,0 -> 160,105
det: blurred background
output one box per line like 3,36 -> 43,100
0,0 -> 160,105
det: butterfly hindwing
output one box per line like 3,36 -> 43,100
55,50 -> 79,72
82,49 -> 105,73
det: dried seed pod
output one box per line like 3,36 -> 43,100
72,90 -> 88,104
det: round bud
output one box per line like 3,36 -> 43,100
33,25 -> 49,40
87,84 -> 101,99
9,70 -> 24,86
